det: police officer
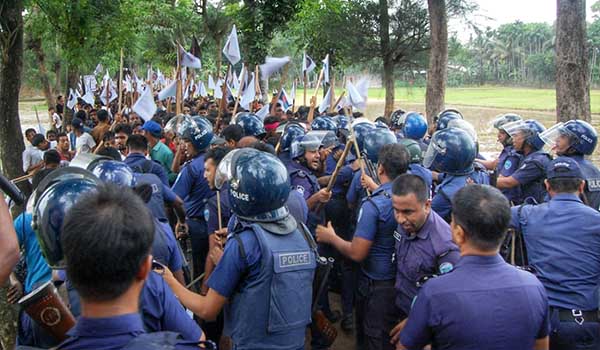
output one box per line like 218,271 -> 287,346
346,120 -> 377,210
277,122 -> 306,170
401,112 -> 428,152
497,119 -> 552,204
434,108 -> 463,132
539,120 -> 600,210
389,109 -> 406,140
398,138 -> 433,191
388,174 -> 460,341
156,148 -> 316,350
312,116 -> 343,176
234,112 -> 267,139
482,113 -> 524,203
124,134 -> 169,186
170,116 -> 214,286
31,173 -> 207,349
424,127 -> 483,222
316,143 -> 410,350
509,157 -> 600,349
395,185 -> 550,349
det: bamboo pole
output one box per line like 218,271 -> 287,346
231,65 -> 246,116
307,68 -> 325,122
117,48 -> 124,112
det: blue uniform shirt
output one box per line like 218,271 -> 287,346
172,154 -> 212,219
135,173 -> 177,221
288,161 -> 320,201
400,254 -> 550,350
346,168 -> 367,208
511,150 -> 551,204
431,174 -> 470,222
152,219 -> 184,273
325,144 -> 344,175
354,182 -> 397,280
510,193 -> 600,310
14,213 -> 51,293
331,164 -> 354,196
58,313 -> 201,350
287,189 -> 309,225
393,210 -> 460,315
278,151 -> 293,171
125,153 -> 169,186
408,164 -> 433,192
497,145 -> 523,203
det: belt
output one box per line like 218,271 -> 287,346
553,308 -> 599,324
368,278 -> 395,287
188,216 -> 205,222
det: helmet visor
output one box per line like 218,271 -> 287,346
538,122 -> 577,149
214,149 -> 241,190
423,138 -> 445,169
447,119 -> 477,142
501,120 -> 529,138
164,115 -> 196,138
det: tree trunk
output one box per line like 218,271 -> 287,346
54,60 -> 62,96
0,0 -> 25,345
28,35 -> 54,110
425,0 -> 448,127
556,0 -> 591,122
379,0 -> 394,117
216,36 -> 222,78
63,66 -> 79,126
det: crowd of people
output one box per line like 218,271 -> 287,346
2,89 -> 600,350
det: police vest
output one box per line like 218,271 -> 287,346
497,146 -> 523,204
359,185 -> 397,280
225,223 -> 316,350
519,151 -> 552,204
289,167 -> 320,199
571,155 -> 600,210
135,173 -> 168,221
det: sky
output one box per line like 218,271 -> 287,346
450,0 -> 596,41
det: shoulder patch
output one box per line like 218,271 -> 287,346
439,262 -> 454,274
504,159 -> 512,170
203,207 -> 210,222
587,178 -> 600,192
295,185 -> 305,195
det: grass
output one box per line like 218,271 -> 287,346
367,86 -> 600,114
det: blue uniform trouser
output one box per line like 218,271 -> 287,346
356,273 -> 404,350
187,218 -> 208,289
550,308 -> 600,350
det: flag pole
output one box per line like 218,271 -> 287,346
307,68 -> 324,122
215,64 -> 231,132
117,48 -> 124,113
292,78 -> 297,113
328,74 -> 336,114
175,43 -> 182,115
303,72 -> 307,106
333,90 -> 346,112
231,64 -> 246,116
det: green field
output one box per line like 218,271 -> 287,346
368,86 -> 600,114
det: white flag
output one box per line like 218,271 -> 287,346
356,78 -> 369,102
214,79 -> 224,99
94,63 -> 103,76
83,75 -> 97,93
318,87 -> 332,113
260,56 -> 290,81
222,25 -> 241,65
289,81 -> 296,101
132,87 -> 157,122
100,82 -> 117,106
346,81 -> 365,111
158,80 -> 177,100
208,75 -> 216,90
66,88 -> 79,109
103,70 -> 110,84
255,103 -> 270,121
240,73 -> 256,111
81,89 -> 95,106
302,52 -> 316,74
322,54 -> 330,84
198,81 -> 208,97
179,44 -> 202,69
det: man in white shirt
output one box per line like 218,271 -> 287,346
22,128 -> 44,173
72,117 -> 96,155
48,106 -> 62,132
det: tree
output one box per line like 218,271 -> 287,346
425,0 -> 448,125
556,0 -> 590,122
0,0 -> 25,345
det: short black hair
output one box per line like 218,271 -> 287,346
251,141 -> 276,155
378,144 -> 409,180
222,124 -> 244,143
97,109 -> 109,122
46,130 -> 57,138
31,134 -> 46,147
43,149 -> 61,165
205,146 -> 232,165
452,184 -> 510,252
48,106 -> 55,112
392,174 -> 429,202
548,177 -> 583,193
62,184 -> 155,301
74,110 -> 87,121
25,128 -> 36,136
57,132 -> 68,139
126,134 -> 149,152
114,123 -> 132,135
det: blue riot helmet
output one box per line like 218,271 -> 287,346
390,109 -> 406,130
320,130 -> 340,149
334,115 -> 351,132
398,138 -> 423,164
351,119 -> 376,156
32,169 -> 101,268
435,109 -> 463,131
172,115 -> 213,151
214,148 -> 293,231
311,116 -> 338,131
503,119 -> 546,151
90,160 -> 136,187
490,113 -> 522,146
290,131 -> 329,159
540,120 -> 598,156
447,119 -> 478,143
402,112 -> 428,140
423,127 -> 476,175
375,120 -> 390,129
235,112 -> 266,138
279,122 -> 306,152
362,128 -> 397,164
